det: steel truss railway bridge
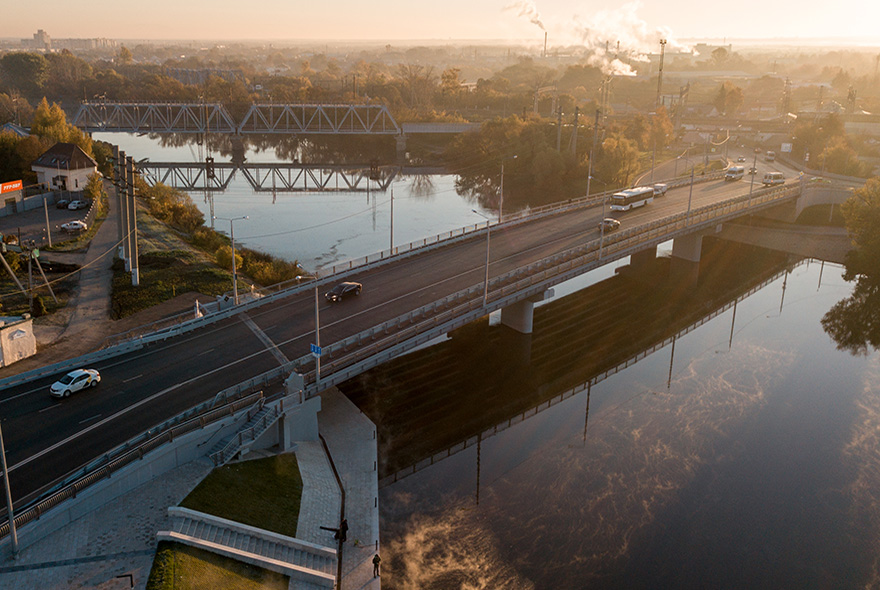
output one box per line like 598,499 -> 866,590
71,101 -> 478,137
138,161 -> 404,193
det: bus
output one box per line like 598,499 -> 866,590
725,166 -> 745,181
765,150 -> 776,162
610,186 -> 654,211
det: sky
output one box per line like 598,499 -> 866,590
6,0 -> 880,48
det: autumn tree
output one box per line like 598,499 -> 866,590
30,98 -> 93,155
822,178 -> 880,354
0,52 -> 49,98
713,81 -> 744,116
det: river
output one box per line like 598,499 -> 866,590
100,133 -> 877,588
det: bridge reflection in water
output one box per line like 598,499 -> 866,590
337,239 -> 796,482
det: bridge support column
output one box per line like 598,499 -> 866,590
396,134 -> 408,163
281,396 -> 321,450
671,233 -> 703,286
500,289 -> 554,335
631,245 -> 657,269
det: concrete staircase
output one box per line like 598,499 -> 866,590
158,507 -> 336,588
209,400 -> 284,466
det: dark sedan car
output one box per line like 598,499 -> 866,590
325,281 -> 363,302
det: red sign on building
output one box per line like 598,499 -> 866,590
0,180 -> 22,194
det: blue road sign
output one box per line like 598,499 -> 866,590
310,343 -> 322,357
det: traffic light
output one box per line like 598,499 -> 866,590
369,159 -> 380,181
206,156 -> 215,179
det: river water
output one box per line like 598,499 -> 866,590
96,133 -> 487,272
101,134 -> 878,588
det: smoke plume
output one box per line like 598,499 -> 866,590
506,0 -> 545,31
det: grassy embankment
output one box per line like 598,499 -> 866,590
145,454 -> 303,590
111,182 -> 305,319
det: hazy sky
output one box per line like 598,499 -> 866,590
7,0 -> 880,48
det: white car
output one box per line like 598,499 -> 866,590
61,220 -> 88,232
50,369 -> 101,397
68,200 -> 89,210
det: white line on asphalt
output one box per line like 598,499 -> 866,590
122,374 -> 143,383
38,404 -> 61,413
9,349 -> 270,473
79,414 -> 101,424
197,348 -> 215,356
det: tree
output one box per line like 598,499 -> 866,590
713,82 -> 744,116
0,53 -> 49,98
711,47 -> 729,65
30,98 -> 93,156
822,178 -> 880,354
594,133 -> 640,187
117,46 -> 133,66
83,172 -> 106,206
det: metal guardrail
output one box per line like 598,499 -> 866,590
0,390 -> 263,540
100,170 -> 727,350
210,399 -> 287,466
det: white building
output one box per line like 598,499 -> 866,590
0,315 -> 36,367
31,143 -> 97,192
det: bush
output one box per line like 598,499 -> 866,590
32,294 -> 46,317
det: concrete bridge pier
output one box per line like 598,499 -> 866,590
631,245 -> 657,269
671,232 -> 704,286
501,289 -> 554,334
396,134 -> 408,163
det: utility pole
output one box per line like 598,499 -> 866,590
656,39 -> 667,107
556,107 -> 562,151
127,156 -> 139,286
119,150 -> 131,271
569,106 -> 579,154
587,109 -> 600,197
43,197 -> 51,248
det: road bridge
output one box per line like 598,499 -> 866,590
0,158 -> 852,532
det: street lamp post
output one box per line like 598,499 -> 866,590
499,155 -> 517,222
214,215 -> 249,305
686,165 -> 695,225
472,210 -> 491,305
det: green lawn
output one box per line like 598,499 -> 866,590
146,541 -> 289,590
180,454 -> 303,538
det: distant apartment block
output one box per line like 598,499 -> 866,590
19,29 -> 117,52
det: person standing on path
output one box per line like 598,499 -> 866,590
339,518 -> 348,543
372,553 -> 381,577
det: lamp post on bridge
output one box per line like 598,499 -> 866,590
499,155 -> 517,222
472,209 -> 491,306
214,215 -> 248,305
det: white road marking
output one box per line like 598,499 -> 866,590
38,404 -> 61,413
197,348 -> 215,356
123,374 -> 143,383
79,414 -> 101,424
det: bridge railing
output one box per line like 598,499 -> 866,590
0,389 -> 263,541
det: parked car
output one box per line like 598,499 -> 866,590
55,199 -> 70,209
50,369 -> 100,398
325,281 -> 363,302
652,183 -> 668,197
598,218 -> 621,232
61,220 -> 88,232
68,200 -> 89,210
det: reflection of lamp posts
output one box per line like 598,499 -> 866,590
472,209 -> 491,306
499,155 -> 517,222
214,215 -> 248,305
